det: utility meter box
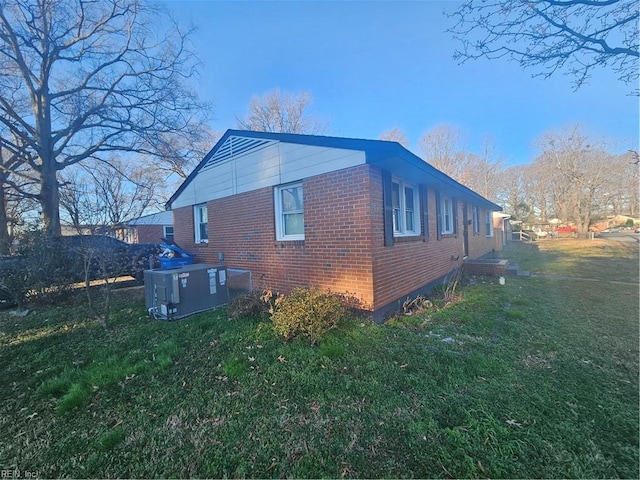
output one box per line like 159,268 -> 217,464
144,264 -> 229,320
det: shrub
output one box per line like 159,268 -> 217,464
0,228 -> 77,309
271,288 -> 347,344
227,290 -> 271,320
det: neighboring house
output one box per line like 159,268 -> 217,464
493,213 -> 511,250
121,211 -> 174,244
610,214 -> 639,227
61,224 -> 112,236
167,130 -> 502,321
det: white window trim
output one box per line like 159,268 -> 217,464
194,204 -> 208,243
163,225 -> 174,239
485,210 -> 494,237
392,178 -> 421,237
274,182 -> 305,241
441,196 -> 454,235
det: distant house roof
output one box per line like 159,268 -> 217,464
167,129 -> 502,212
127,210 -> 173,226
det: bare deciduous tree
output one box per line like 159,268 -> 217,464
448,0 -> 639,91
497,165 -> 531,221
599,150 -> 639,217
418,125 -> 503,201
236,89 -> 328,134
418,124 -> 470,181
59,158 -> 161,233
527,153 -> 565,222
464,140 -> 504,201
379,128 -> 410,148
534,125 -> 611,234
0,129 -> 39,253
154,123 -> 221,181
0,0 -> 209,237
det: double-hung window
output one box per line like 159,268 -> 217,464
472,206 -> 480,234
392,179 -> 420,236
275,182 -> 304,240
485,211 -> 494,237
163,225 -> 175,242
194,204 -> 208,243
440,196 -> 454,234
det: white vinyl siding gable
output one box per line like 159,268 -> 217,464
170,137 -> 366,209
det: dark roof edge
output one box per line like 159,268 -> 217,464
166,130 -> 233,210
370,145 -> 502,211
166,129 -> 502,212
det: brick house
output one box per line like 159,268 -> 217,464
121,211 -> 174,244
167,130 -> 502,320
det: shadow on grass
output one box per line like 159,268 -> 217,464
1,256 -> 638,479
495,241 -> 562,274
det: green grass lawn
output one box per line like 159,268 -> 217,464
1,239 -> 638,478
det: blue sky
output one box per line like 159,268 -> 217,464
165,0 -> 639,166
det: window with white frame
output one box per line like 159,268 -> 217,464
441,195 -> 454,234
194,204 -> 208,243
163,225 -> 174,242
485,210 -> 494,237
391,179 -> 420,236
275,182 -> 304,240
472,206 -> 480,234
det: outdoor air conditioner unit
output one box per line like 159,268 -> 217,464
144,263 -> 229,320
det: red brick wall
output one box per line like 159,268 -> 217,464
371,170 -> 461,310
370,168 -> 496,311
466,205 -> 498,259
299,165 -> 375,307
172,164 -> 496,315
135,225 -> 165,244
172,165 -> 376,308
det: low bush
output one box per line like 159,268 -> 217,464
270,287 -> 346,344
227,290 -> 271,320
0,229 -> 77,309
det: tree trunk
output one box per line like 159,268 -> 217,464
0,181 -> 10,255
40,163 -> 62,237
575,188 -> 594,236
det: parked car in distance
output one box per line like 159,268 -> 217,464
0,235 -> 161,281
50,235 -> 161,280
0,235 -> 161,309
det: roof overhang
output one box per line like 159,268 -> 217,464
365,145 -> 502,212
167,129 -> 502,212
